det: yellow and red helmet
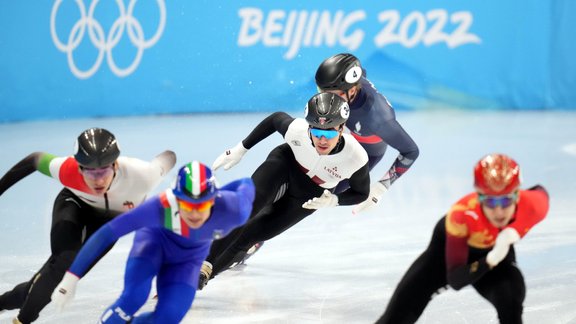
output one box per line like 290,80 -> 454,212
474,154 -> 521,195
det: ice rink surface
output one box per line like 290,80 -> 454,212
0,110 -> 575,324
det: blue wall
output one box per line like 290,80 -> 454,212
1,1 -> 575,122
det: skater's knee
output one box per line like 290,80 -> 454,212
50,251 -> 77,273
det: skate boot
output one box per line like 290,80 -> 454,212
198,261 -> 212,291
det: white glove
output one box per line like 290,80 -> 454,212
486,228 -> 520,267
51,271 -> 80,312
302,189 -> 339,209
352,182 -> 388,215
212,142 -> 249,171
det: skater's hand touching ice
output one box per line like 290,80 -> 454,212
51,272 -> 80,312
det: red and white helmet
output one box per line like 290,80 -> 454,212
474,154 -> 521,195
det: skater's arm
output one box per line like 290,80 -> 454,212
150,150 -> 177,176
334,162 -> 370,205
506,185 -> 549,238
218,178 -> 256,230
68,198 -> 162,277
445,233 -> 491,290
212,113 -> 294,171
67,225 -> 117,278
373,119 -> 419,188
0,152 -> 46,195
242,112 -> 294,148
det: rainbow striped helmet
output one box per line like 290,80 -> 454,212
173,161 -> 216,203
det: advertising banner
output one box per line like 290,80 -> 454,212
0,1 -> 574,122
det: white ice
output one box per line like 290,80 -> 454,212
0,110 -> 575,324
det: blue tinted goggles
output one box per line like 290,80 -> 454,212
310,128 -> 339,139
478,192 -> 518,209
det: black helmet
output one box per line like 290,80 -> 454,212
315,53 -> 363,91
305,93 -> 350,129
74,128 -> 120,168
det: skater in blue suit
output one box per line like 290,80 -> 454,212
51,161 -> 255,323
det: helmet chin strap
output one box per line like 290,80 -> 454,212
332,133 -> 345,154
308,129 -> 315,148
104,163 -> 116,212
105,161 -> 118,193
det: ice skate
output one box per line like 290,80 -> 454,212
198,261 -> 212,291
228,242 -> 264,270
244,241 -> 264,263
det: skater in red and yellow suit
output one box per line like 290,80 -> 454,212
377,153 -> 549,324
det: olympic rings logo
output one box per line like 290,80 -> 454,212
50,0 -> 166,79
